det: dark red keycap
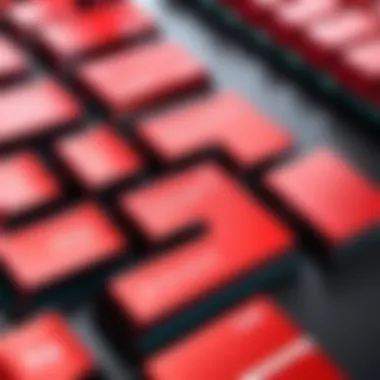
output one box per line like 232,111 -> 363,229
0,36 -> 29,84
338,39 -> 380,102
0,202 -> 127,297
0,313 -> 98,380
77,42 -> 208,117
265,149 -> 379,246
102,164 -> 294,353
0,151 -> 61,221
55,124 -> 143,191
303,9 -> 379,69
139,92 -> 293,169
145,297 -> 347,380
0,78 -> 82,148
39,2 -> 156,66
268,0 -> 340,46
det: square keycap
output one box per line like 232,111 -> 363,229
55,124 -> 143,191
77,41 -> 208,117
0,77 -> 82,148
266,149 -> 379,245
0,313 -> 97,380
0,151 -> 61,220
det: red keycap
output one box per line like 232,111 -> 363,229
0,313 -> 97,380
5,0 -> 78,38
0,36 -> 29,84
107,164 -> 293,334
145,297 -> 347,380
303,9 -> 379,69
39,2 -> 156,66
55,124 -> 143,191
0,151 -> 61,220
265,149 -> 379,246
0,202 -> 127,295
269,0 -> 341,47
139,92 -> 293,169
340,39 -> 380,102
0,78 -> 82,148
77,42 -> 208,117
237,0 -> 289,26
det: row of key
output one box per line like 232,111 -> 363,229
0,0 -> 379,379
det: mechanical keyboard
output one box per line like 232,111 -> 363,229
0,0 -> 379,379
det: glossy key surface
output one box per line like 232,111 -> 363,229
55,124 -> 143,191
139,92 -> 293,169
145,297 -> 347,380
0,202 -> 127,294
0,313 -> 96,380
0,151 -> 61,220
0,78 -> 82,148
78,41 -> 208,117
104,164 -> 294,347
39,2 -> 156,65
266,149 -> 379,246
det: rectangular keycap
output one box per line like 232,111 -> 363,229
0,202 -> 127,311
145,297 -> 347,380
77,42 -> 208,117
139,91 -> 293,169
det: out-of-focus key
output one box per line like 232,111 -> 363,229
0,151 -> 61,222
55,124 -> 143,191
0,313 -> 99,380
339,39 -> 380,103
145,297 -> 347,380
139,92 -> 293,170
0,36 -> 29,85
100,164 -> 296,354
303,9 -> 379,69
269,0 -> 341,47
39,2 -> 156,67
77,42 -> 208,117
0,202 -> 127,310
5,0 -> 78,38
0,78 -> 82,148
265,148 -> 379,249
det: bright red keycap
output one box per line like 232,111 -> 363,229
77,42 -> 208,117
0,36 -> 29,84
0,202 -> 127,293
39,2 -> 156,66
139,92 -> 293,169
145,297 -> 347,380
5,0 -> 78,37
0,151 -> 61,220
265,149 -> 379,246
55,124 -> 143,191
111,164 -> 293,329
0,313 -> 96,380
0,78 -> 82,148
303,9 -> 379,69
